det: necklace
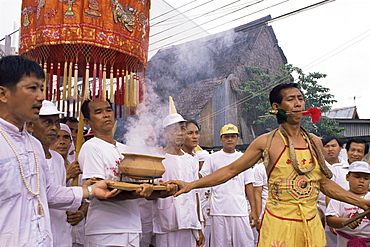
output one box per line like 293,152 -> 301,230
0,128 -> 44,215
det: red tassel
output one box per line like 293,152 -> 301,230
303,108 -> 321,124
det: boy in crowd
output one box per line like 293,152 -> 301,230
326,161 -> 370,247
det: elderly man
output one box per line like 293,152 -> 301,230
50,123 -> 86,247
27,100 -> 74,247
153,113 -> 203,247
168,83 -> 370,247
0,55 -> 118,246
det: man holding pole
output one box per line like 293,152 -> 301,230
168,83 -> 370,246
0,55 -> 119,246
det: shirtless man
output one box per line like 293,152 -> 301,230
168,83 -> 370,247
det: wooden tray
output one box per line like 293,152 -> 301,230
93,181 -> 167,191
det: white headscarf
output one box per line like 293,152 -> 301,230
60,123 -> 76,163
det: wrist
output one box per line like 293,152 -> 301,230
87,185 -> 94,200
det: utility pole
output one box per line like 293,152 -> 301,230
4,35 -> 11,55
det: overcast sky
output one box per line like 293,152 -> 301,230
1,0 -> 369,118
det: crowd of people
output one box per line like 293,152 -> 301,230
1,55 -> 370,247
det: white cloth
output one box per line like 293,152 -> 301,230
155,229 -> 196,247
210,215 -> 254,247
199,187 -> 212,247
252,162 -> 268,219
199,150 -> 255,216
252,162 -> 268,247
326,192 -> 370,247
47,150 -> 72,247
68,174 -> 86,245
200,150 -> 255,246
0,118 -> 83,247
153,152 -> 201,234
318,160 -> 346,247
138,198 -> 155,247
80,137 -> 141,245
330,160 -> 350,190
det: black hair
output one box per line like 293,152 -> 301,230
346,138 -> 369,154
322,136 -> 343,147
269,83 -> 302,106
185,119 -> 200,131
0,55 -> 45,91
81,98 -> 113,120
60,117 -> 79,124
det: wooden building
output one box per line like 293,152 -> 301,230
323,106 -> 370,143
146,15 -> 287,148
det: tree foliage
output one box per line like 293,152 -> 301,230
238,64 -> 344,138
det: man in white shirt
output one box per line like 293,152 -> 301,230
322,136 -> 344,167
320,136 -> 345,247
199,124 -> 256,246
27,100 -> 73,247
79,99 -> 177,247
0,55 -> 119,246
331,138 -> 369,190
152,113 -> 202,247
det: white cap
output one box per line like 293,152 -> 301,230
39,100 -> 64,116
163,113 -> 186,128
348,161 -> 370,174
59,123 -> 72,139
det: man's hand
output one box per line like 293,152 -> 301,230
164,180 -> 192,197
164,182 -> 178,195
84,179 -> 121,199
66,210 -> 85,226
249,211 -> 258,228
196,229 -> 205,247
66,161 -> 82,182
134,183 -> 154,198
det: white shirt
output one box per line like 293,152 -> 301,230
80,137 -> 141,243
252,162 -> 268,218
153,152 -> 201,233
47,150 -> 72,247
0,118 -> 82,247
326,192 -> 370,247
200,150 -> 255,216
331,160 -> 350,190
318,160 -> 346,213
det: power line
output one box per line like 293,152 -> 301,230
151,0 -> 215,28
150,0 -> 242,38
149,0 -> 287,51
151,0 -> 198,21
149,0 -> 267,47
149,0 -> 334,53
152,1 -> 262,27
0,29 -> 19,42
302,29 -> 370,70
199,27 -> 368,123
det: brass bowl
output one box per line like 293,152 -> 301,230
119,153 -> 166,180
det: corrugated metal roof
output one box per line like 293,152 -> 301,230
322,106 -> 358,119
339,122 -> 370,137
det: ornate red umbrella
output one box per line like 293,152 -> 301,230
19,0 -> 150,184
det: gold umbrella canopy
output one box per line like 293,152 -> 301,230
19,0 -> 150,118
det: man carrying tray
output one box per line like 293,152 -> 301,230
79,98 -> 177,247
